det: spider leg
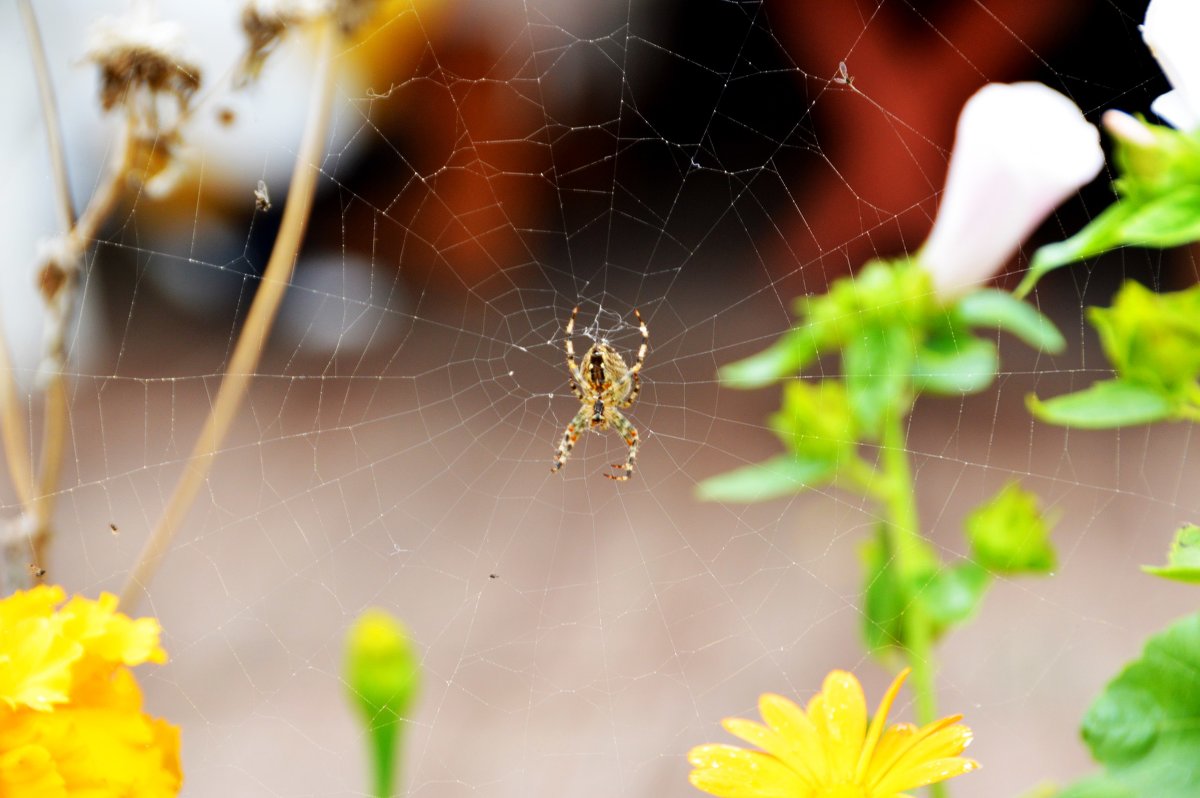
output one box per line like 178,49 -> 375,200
629,308 -> 648,376
618,371 -> 640,409
614,309 -> 648,406
564,306 -> 585,399
603,409 -> 639,482
551,406 -> 590,475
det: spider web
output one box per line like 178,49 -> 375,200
3,0 -> 1194,795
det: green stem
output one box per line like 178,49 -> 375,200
879,410 -> 945,798
370,719 -> 401,798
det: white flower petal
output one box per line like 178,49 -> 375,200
1143,0 -> 1200,130
919,82 -> 1104,298
1150,89 -> 1198,131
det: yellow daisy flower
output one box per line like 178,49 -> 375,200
688,668 -> 978,798
0,586 -> 180,797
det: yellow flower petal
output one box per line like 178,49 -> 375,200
0,704 -> 182,797
0,586 -> 65,626
0,744 -> 67,798
0,587 -> 179,795
864,722 -> 918,781
814,670 -> 868,781
0,618 -> 81,711
59,593 -> 167,666
759,693 -> 829,785
688,744 -> 810,798
873,756 -> 979,795
689,669 -> 978,798
855,668 -> 908,783
871,720 -> 974,794
722,717 -> 818,786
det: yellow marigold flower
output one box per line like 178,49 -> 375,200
0,586 -> 180,797
688,668 -> 978,798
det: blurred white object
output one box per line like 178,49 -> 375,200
918,82 -> 1105,298
276,252 -> 408,358
1143,0 -> 1200,130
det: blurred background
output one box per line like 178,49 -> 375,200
2,0 -> 1197,795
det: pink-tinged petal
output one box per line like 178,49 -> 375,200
918,82 -> 1103,298
687,744 -> 810,798
1102,110 -> 1159,147
1144,0 -> 1200,130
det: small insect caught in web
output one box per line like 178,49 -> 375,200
109,522 -> 119,534
834,61 -> 854,87
28,564 -> 46,579
254,180 -> 272,212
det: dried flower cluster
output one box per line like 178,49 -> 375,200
237,0 -> 389,84
85,11 -> 202,197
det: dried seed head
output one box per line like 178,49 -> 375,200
236,0 -> 389,85
86,12 -> 202,199
86,14 -> 201,117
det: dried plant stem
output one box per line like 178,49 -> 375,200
18,0 -> 75,231
5,0 -> 88,581
23,128 -> 135,566
0,332 -> 37,514
119,21 -> 338,611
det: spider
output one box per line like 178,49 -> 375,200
550,306 -> 648,481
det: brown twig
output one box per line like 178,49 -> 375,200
119,20 -> 339,610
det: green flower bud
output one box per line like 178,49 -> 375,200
1089,280 -> 1200,395
345,609 -> 420,798
769,380 -> 857,464
1105,111 -> 1200,201
802,260 -> 938,338
966,482 -> 1056,575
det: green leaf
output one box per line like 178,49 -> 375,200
1018,187 -> 1200,298
1075,612 -> 1200,798
718,326 -> 825,389
1027,379 -> 1174,429
1017,202 -> 1135,297
842,324 -> 915,438
695,453 -> 836,503
1117,185 -> 1200,248
912,335 -> 998,396
861,526 -> 907,655
954,289 -> 1067,354
965,481 -> 1056,575
1143,524 -> 1200,583
920,561 -> 991,630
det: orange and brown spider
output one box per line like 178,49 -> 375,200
550,306 -> 648,481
